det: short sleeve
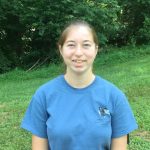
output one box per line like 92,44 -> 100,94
21,93 -> 48,138
111,92 -> 138,138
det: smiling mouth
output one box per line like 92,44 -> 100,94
72,60 -> 86,63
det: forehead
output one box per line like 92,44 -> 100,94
65,25 -> 94,42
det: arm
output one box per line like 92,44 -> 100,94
32,135 -> 49,150
111,135 -> 127,150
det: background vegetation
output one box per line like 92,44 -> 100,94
0,0 -> 150,73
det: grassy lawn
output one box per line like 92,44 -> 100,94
0,45 -> 150,149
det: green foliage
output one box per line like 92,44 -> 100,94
0,0 -> 150,72
20,0 -> 121,66
95,44 -> 150,66
0,0 -> 121,71
117,0 -> 150,45
0,49 -> 12,73
0,0 -> 25,72
137,17 -> 150,44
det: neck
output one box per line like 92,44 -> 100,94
64,70 -> 95,88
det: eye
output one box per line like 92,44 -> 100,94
83,43 -> 91,48
67,43 -> 75,48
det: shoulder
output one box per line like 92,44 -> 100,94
33,75 -> 64,99
39,75 -> 63,90
95,75 -> 127,107
95,75 -> 124,95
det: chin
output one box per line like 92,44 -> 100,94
71,67 -> 91,75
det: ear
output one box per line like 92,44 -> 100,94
95,45 -> 99,54
59,45 -> 63,55
96,45 -> 98,51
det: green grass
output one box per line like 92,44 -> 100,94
0,45 -> 150,149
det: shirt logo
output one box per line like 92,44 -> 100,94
98,107 -> 110,116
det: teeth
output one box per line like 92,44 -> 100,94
73,60 -> 85,62
76,60 -> 82,62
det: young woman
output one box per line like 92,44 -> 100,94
21,20 -> 138,150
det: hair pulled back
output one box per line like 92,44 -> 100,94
58,20 -> 99,47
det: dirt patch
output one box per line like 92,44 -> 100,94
0,104 -> 5,108
134,130 -> 150,142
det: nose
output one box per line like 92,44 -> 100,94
75,45 -> 83,57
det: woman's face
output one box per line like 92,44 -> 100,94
59,25 -> 98,75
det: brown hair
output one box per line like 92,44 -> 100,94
57,20 -> 99,48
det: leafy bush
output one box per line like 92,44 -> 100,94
137,17 -> 150,44
0,49 -> 11,73
0,0 -> 150,72
117,0 -> 150,45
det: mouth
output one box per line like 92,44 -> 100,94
72,60 -> 86,63
72,59 -> 86,68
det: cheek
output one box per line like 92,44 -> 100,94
86,51 -> 97,60
61,50 -> 73,60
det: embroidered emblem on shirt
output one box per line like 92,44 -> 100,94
98,107 -> 110,116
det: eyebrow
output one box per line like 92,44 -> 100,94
66,40 -> 92,43
66,40 -> 75,43
83,40 -> 91,42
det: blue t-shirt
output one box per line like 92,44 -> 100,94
21,75 -> 138,150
